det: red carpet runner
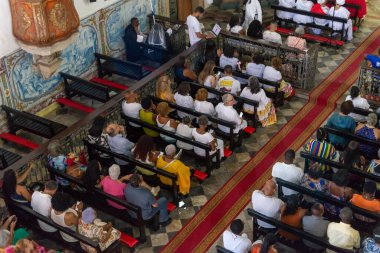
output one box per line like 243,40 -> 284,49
162,27 -> 380,253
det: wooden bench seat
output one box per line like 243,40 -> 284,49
9,202 -> 122,252
57,98 -> 95,113
0,147 -> 21,170
0,132 -> 40,150
47,163 -> 159,243
2,105 -> 67,139
90,77 -> 129,91
271,4 -> 349,46
95,53 -> 151,81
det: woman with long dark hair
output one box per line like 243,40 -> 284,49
226,14 -> 245,35
3,167 -> 32,203
87,116 -> 112,168
247,20 -> 263,39
83,159 -> 103,188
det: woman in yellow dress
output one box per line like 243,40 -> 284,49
156,144 -> 191,196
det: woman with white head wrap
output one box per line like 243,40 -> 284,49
78,207 -> 121,253
328,0 -> 353,41
311,0 -> 330,34
293,0 -> 314,24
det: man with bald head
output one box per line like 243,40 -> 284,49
122,90 -> 143,142
251,179 -> 284,232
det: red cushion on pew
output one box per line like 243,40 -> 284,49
90,77 -> 128,91
142,65 -> 156,72
194,169 -> 208,181
224,148 -> 233,158
244,126 -> 256,135
167,202 -> 176,212
57,98 -> 95,113
119,232 -> 139,248
0,133 -> 39,150
302,34 -> 344,46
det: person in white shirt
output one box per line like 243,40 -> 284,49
263,23 -> 283,44
194,88 -> 216,117
327,207 -> 360,252
252,180 -> 284,230
31,181 -> 58,233
293,0 -> 314,24
193,115 -> 224,159
217,65 -> 241,95
226,14 -> 245,35
272,149 -> 304,196
240,76 -> 277,127
277,0 -> 296,20
243,0 -> 263,30
199,60 -> 218,100
216,94 -> 248,134
122,91 -> 142,128
246,54 -> 265,78
219,47 -> 240,71
223,219 -> 252,253
176,116 -> 194,151
346,86 -> 371,122
328,0 -> 353,41
174,82 -> 194,119
186,6 -> 211,46
263,57 -> 294,99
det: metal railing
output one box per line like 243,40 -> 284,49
358,60 -> 380,102
218,31 -> 319,89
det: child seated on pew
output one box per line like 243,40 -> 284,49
263,57 -> 295,99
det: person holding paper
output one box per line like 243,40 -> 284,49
186,6 -> 213,46
124,17 -> 141,61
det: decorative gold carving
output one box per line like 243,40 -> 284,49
49,2 -> 67,31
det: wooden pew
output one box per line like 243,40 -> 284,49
276,178 -> 380,221
95,53 -> 151,81
9,202 -> 122,252
2,105 -> 67,139
121,114 -> 219,176
148,95 -> 243,150
247,208 -> 355,253
136,42 -> 169,70
83,139 -> 179,204
214,66 -> 283,107
271,4 -> 349,46
0,148 -> 21,170
47,164 -> 158,243
300,151 -> 380,183
323,126 -> 380,151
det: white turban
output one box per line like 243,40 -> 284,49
317,0 -> 325,4
336,0 -> 345,5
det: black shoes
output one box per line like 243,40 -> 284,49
160,218 -> 172,227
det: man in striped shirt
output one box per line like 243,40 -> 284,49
305,128 -> 337,173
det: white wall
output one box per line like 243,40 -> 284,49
0,0 -> 124,58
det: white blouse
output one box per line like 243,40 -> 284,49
174,92 -> 194,119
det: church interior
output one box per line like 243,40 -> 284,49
0,0 -> 379,252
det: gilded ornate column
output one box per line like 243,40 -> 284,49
8,0 -> 80,78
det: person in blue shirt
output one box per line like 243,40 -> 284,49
365,48 -> 380,93
326,100 -> 356,150
361,226 -> 380,253
366,48 -> 380,69
124,17 -> 141,62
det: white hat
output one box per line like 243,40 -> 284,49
108,164 -> 120,180
336,0 -> 345,5
317,0 -> 325,4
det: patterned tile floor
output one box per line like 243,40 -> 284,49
2,2 -> 380,252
